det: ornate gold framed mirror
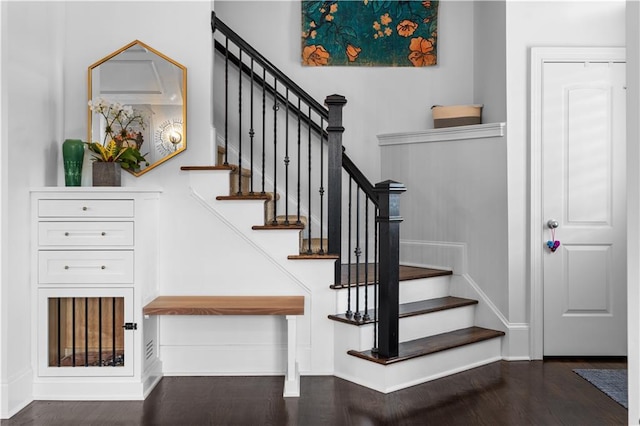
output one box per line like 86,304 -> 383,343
88,40 -> 187,176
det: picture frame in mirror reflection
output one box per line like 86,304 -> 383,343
88,40 -> 187,176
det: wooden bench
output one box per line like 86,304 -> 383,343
143,295 -> 304,397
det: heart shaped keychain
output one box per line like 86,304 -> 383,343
547,228 -> 561,253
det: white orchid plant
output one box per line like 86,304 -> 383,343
87,97 -> 149,172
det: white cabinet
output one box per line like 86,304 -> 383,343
30,188 -> 162,400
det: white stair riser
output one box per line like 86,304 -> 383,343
334,337 -> 502,394
334,275 -> 450,313
333,305 -> 476,351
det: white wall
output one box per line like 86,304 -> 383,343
473,1 -> 506,123
627,1 -> 640,422
214,0 -> 476,182
505,1 -> 626,329
2,1 -> 66,417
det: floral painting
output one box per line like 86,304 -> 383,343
301,0 -> 439,67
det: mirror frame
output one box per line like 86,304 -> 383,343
87,40 -> 187,176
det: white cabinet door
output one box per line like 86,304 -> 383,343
38,287 -> 135,377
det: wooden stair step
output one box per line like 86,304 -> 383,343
216,192 -> 278,201
330,264 -> 452,289
328,296 -> 477,326
181,165 -> 235,171
347,326 -> 505,365
252,223 -> 305,230
287,253 -> 340,260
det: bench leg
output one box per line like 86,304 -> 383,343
283,315 -> 300,397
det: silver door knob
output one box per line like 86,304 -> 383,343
547,219 -> 559,229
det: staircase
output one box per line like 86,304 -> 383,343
177,11 -> 506,393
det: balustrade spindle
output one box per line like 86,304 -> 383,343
319,118 -> 325,254
306,107 -> 312,254
296,99 -> 302,226
249,59 -> 255,194
271,79 -> 279,224
346,178 -> 353,318
261,69 -> 266,194
363,201 -> 371,322
237,49 -> 243,195
224,38 -> 229,165
284,88 -> 290,225
354,189 -> 362,322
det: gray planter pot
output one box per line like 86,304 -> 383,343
92,162 -> 122,187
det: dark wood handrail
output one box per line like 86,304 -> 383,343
212,12 -> 328,121
213,39 -> 328,140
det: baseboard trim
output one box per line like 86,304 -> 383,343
1,367 -> 32,419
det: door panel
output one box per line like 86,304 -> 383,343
542,61 -> 626,356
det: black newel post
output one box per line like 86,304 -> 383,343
325,94 -> 347,285
375,180 -> 406,359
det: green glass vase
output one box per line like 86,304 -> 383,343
62,139 -> 85,186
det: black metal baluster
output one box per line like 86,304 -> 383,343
346,178 -> 353,318
363,200 -> 371,321
306,106 -> 312,253
99,297 -> 103,366
284,88 -> 290,225
261,69 -> 266,194
271,78 -> 279,225
354,189 -> 362,322
72,298 -> 76,367
296,99 -> 302,226
319,118 -> 325,254
373,214 -> 379,353
84,297 -> 89,367
224,37 -> 229,165
249,58 -> 255,194
237,49 -> 243,195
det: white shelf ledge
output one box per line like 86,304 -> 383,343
377,122 -> 506,147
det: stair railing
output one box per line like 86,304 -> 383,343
212,12 -> 404,358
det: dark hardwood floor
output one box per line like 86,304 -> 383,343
2,359 -> 627,425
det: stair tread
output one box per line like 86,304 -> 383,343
216,193 -> 276,201
347,326 -> 505,365
331,264 -> 452,289
328,296 -> 478,325
288,253 -> 340,260
252,224 -> 305,230
181,165 -> 236,171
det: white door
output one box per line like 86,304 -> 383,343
542,61 -> 626,356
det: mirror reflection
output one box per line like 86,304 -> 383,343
88,40 -> 187,176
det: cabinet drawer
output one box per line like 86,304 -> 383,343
39,222 -> 134,246
39,251 -> 134,284
38,199 -> 134,218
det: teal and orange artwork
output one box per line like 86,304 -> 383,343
301,0 -> 439,67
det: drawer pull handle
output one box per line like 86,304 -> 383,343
82,207 -> 88,211
64,232 -> 69,236
64,265 -> 107,270
101,232 -> 106,236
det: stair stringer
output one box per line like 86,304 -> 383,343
185,169 -> 338,375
